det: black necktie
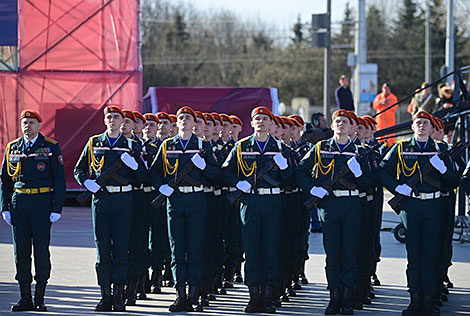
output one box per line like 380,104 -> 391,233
26,141 -> 32,153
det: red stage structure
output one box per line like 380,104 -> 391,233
0,0 -> 142,190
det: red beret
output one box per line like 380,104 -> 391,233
133,111 -> 146,122
20,110 -> 43,122
251,106 -> 274,120
229,115 -> 243,126
362,115 -> 377,125
274,115 -> 284,128
332,110 -> 352,124
195,111 -> 207,124
203,113 -> 215,124
281,117 -> 294,127
219,113 -> 231,123
210,112 -> 223,124
122,109 -> 136,122
435,117 -> 444,130
169,114 -> 177,123
289,114 -> 304,126
156,112 -> 171,121
356,117 -> 367,127
413,110 -> 433,122
176,106 -> 197,121
104,105 -> 124,117
144,113 -> 160,123
346,110 -> 359,124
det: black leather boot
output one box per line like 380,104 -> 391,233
360,283 -> 372,305
11,282 -> 34,312
144,271 -> 151,293
200,281 -> 210,307
300,269 -> 309,285
244,286 -> 261,313
34,282 -> 47,311
137,274 -> 147,300
150,270 -> 162,294
351,285 -> 363,310
125,279 -> 138,306
94,286 -> 112,312
112,284 -> 126,312
169,286 -> 190,312
402,291 -> 423,316
422,292 -> 440,316
372,274 -> 381,286
223,266 -> 235,288
189,286 -> 203,312
234,262 -> 243,283
325,288 -> 341,315
341,286 -> 354,315
262,285 -> 276,313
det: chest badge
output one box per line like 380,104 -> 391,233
37,162 -> 46,171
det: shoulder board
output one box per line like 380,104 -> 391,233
91,134 -> 102,140
238,135 -> 251,144
162,138 -> 172,146
44,136 -> 58,144
7,137 -> 21,147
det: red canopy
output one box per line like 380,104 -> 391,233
0,0 -> 142,191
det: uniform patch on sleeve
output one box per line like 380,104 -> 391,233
58,155 -> 64,165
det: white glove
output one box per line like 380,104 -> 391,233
273,152 -> 288,170
430,154 -> 447,174
120,152 -> 138,170
310,186 -> 328,198
84,179 -> 101,193
395,184 -> 412,196
2,211 -> 11,226
49,213 -> 61,223
236,180 -> 252,193
159,184 -> 174,197
191,153 -> 206,170
347,156 -> 362,177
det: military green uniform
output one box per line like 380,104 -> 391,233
74,132 -> 147,287
379,137 -> 459,295
296,138 -> 371,290
1,133 -> 66,285
222,135 -> 293,288
150,134 -> 220,288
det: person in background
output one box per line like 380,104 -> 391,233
408,82 -> 436,116
335,75 -> 354,111
372,83 -> 398,145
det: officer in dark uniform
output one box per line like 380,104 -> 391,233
296,110 -> 372,315
222,106 -> 293,314
74,105 -> 147,312
1,110 -> 66,312
150,106 -> 220,312
379,110 -> 459,316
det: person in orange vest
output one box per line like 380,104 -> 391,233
372,83 -> 398,145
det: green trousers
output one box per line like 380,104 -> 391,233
319,196 -> 361,289
127,189 -> 151,280
149,191 -> 171,273
437,192 -> 455,285
401,197 -> 442,293
11,191 -> 52,284
240,194 -> 282,287
167,191 -> 206,287
92,191 -> 132,286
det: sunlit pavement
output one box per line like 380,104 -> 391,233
1,191 -> 469,315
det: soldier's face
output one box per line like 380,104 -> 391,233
120,117 -> 135,135
143,120 -> 158,139
213,120 -> 222,136
251,114 -> 271,133
21,118 -> 41,138
230,124 -> 242,139
157,119 -> 171,136
134,118 -> 145,134
412,118 -> 432,137
318,115 -> 327,129
349,120 -> 358,137
177,113 -> 195,132
193,117 -> 205,137
104,113 -> 124,132
331,116 -> 350,136
220,121 -> 232,138
204,120 -> 214,138
357,124 -> 367,140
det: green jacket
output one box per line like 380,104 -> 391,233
74,132 -> 147,188
295,137 -> 372,194
150,134 -> 220,189
222,134 -> 293,188
379,136 -> 459,194
1,133 -> 66,213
